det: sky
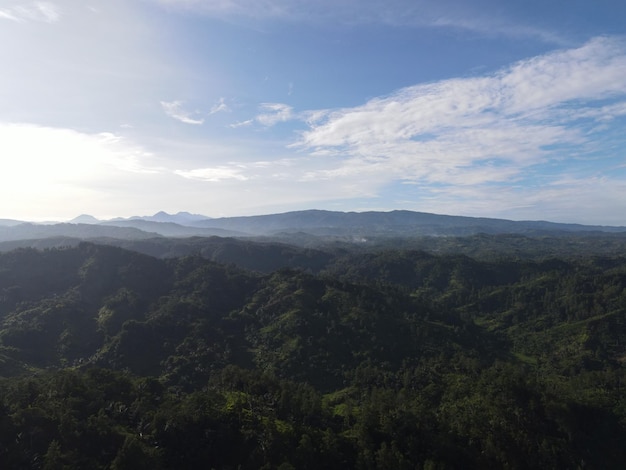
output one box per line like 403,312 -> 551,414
2,0 -> 626,224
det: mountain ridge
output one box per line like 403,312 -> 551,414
1,209 -> 625,241
188,209 -> 626,235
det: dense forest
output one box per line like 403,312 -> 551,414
0,240 -> 624,468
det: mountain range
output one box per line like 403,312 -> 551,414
1,209 -> 625,244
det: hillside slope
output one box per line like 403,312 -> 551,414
0,244 -> 624,468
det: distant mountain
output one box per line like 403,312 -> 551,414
0,219 -> 24,227
190,209 -> 626,236
121,211 -> 211,224
0,236 -> 84,252
0,223 -> 161,242
4,210 -> 626,243
70,214 -> 100,224
98,219 -> 246,238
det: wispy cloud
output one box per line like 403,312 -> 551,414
229,119 -> 254,129
229,102 -> 298,128
255,103 -> 293,126
294,36 -> 626,190
0,2 -> 61,23
153,0 -> 566,44
429,15 -> 570,46
175,166 -> 249,182
210,97 -> 229,114
161,98 -> 229,124
161,100 -> 205,125
0,10 -> 18,21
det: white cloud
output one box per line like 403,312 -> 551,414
429,15 -> 569,46
175,166 -> 249,181
161,98 -> 229,124
161,101 -> 205,125
232,102 -> 301,128
500,37 -> 626,113
0,10 -> 18,21
230,119 -> 254,128
588,102 -> 626,121
301,109 -> 331,125
0,1 -> 60,23
296,37 -> 626,188
255,103 -> 293,126
210,98 -> 229,114
33,2 -> 59,22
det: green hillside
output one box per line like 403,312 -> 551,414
0,242 -> 624,468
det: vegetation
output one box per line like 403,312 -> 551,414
0,241 -> 624,468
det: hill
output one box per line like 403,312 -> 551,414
0,243 -> 624,468
0,223 -> 161,242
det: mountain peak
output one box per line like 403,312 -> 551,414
146,211 -> 210,223
70,214 -> 100,224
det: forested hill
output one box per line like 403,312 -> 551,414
6,232 -> 626,272
0,243 -> 625,468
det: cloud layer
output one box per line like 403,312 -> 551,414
291,37 -> 626,196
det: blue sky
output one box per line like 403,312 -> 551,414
2,0 -> 626,224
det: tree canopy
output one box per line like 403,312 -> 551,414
0,241 -> 624,468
